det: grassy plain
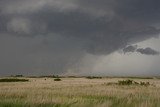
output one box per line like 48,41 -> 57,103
0,77 -> 160,107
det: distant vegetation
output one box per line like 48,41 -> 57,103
107,79 -> 151,86
23,75 -> 160,79
118,79 -> 134,85
28,75 -> 59,78
39,75 -> 58,78
0,78 -> 29,82
118,77 -> 153,79
86,76 -> 102,79
10,75 -> 24,77
54,78 -> 61,81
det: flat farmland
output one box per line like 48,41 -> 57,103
0,77 -> 160,107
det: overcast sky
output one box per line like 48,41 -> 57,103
0,0 -> 160,76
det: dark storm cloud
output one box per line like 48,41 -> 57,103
123,45 -> 159,55
136,48 -> 160,55
123,45 -> 137,53
0,0 -> 160,75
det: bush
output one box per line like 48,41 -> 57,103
133,81 -> 139,85
39,75 -> 58,78
10,75 -> 24,77
140,81 -> 150,86
54,78 -> 61,81
15,75 -> 23,77
117,79 -> 151,86
106,82 -> 117,85
0,78 -> 29,82
86,76 -> 102,79
118,80 -> 133,85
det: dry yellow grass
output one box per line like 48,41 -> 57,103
0,77 -> 160,107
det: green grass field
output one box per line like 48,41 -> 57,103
0,77 -> 160,107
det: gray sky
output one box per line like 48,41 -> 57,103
0,0 -> 160,76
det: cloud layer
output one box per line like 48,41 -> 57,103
0,0 -> 160,75
123,45 -> 160,55
137,48 -> 159,55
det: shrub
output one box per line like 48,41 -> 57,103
86,76 -> 102,79
0,78 -> 29,82
118,80 -> 133,85
15,75 -> 23,77
106,82 -> 117,85
117,79 -> 150,86
54,78 -> 61,81
133,81 -> 139,85
140,81 -> 150,86
39,75 -> 57,78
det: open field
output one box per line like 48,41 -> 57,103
0,77 -> 160,107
